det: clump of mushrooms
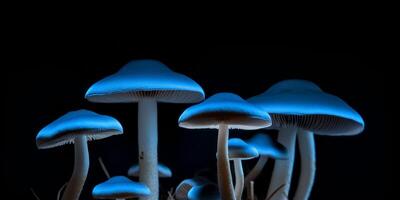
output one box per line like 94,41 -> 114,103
179,92 -> 272,200
248,80 -> 364,200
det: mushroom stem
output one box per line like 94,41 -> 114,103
62,135 -> 89,200
245,156 -> 269,199
250,181 -> 255,200
293,130 -> 316,200
266,128 -> 297,200
217,124 -> 236,200
234,159 -> 245,200
138,98 -> 159,200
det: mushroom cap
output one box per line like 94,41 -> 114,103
248,80 -> 364,136
127,163 -> 172,178
227,138 -> 259,160
85,59 -> 205,103
188,183 -> 221,200
246,133 -> 288,159
175,177 -> 210,200
36,109 -> 123,149
92,176 -> 150,199
178,93 -> 272,130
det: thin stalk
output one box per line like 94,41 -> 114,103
293,130 -> 316,200
62,135 -> 89,200
217,124 -> 236,200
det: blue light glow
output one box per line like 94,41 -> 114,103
85,59 -> 205,103
92,176 -> 151,198
228,138 -> 259,160
179,92 -> 272,130
248,80 -> 364,135
246,133 -> 288,159
36,109 -> 123,149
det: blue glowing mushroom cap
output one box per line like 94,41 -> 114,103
248,80 -> 364,136
175,177 -> 210,200
92,176 -> 150,199
228,138 -> 259,160
188,183 -> 221,200
128,163 -> 172,178
246,133 -> 288,159
85,59 -> 205,103
36,109 -> 123,149
179,93 -> 272,130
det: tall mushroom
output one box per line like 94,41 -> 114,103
248,80 -> 364,200
179,92 -> 272,200
227,138 -> 259,200
36,109 -> 123,200
85,59 -> 205,200
92,176 -> 151,200
244,133 -> 288,199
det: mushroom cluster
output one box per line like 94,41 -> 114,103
35,59 -> 364,200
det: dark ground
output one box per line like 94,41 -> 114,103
3,41 -> 390,199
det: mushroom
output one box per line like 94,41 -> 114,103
227,138 -> 259,200
179,92 -> 272,200
243,133 -> 288,199
248,80 -> 364,200
92,176 -> 151,200
127,163 -> 172,178
85,59 -> 205,200
36,109 -> 123,200
175,177 -> 210,200
188,183 -> 221,200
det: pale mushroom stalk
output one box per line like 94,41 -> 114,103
233,159 -> 244,200
217,124 -> 236,200
250,181 -> 255,200
245,156 -> 268,199
266,128 -> 297,200
62,135 -> 89,200
138,98 -> 159,200
293,129 -> 316,200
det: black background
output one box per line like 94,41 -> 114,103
4,40 -> 389,200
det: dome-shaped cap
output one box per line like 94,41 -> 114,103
127,163 -> 172,178
248,80 -> 364,135
85,59 -> 205,103
188,183 -> 220,200
179,93 -> 272,130
175,177 -> 210,200
228,138 -> 259,160
246,133 -> 288,159
92,176 -> 150,199
36,109 -> 123,149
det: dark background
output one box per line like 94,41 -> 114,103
3,41 -> 389,199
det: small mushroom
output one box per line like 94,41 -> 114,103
85,59 -> 204,200
179,92 -> 272,200
175,177 -> 210,200
244,133 -> 288,199
128,163 -> 172,178
92,176 -> 151,199
36,109 -> 123,200
227,138 -> 258,200
248,80 -> 364,200
188,183 -> 221,200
